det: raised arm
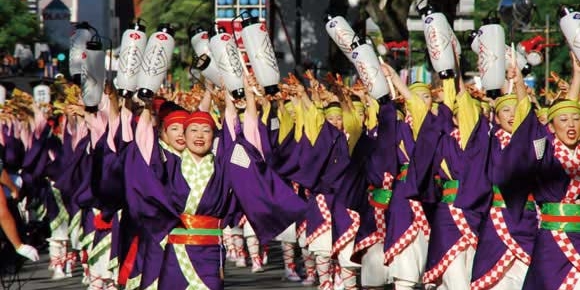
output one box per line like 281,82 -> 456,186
568,52 -> 580,101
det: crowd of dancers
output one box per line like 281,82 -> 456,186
2,12 -> 580,290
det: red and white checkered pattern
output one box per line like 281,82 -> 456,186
450,128 -> 461,147
353,201 -> 386,254
471,207 -> 532,290
552,230 -> 580,290
471,250 -> 515,289
297,221 -> 307,239
411,200 -> 431,240
384,200 -> 430,264
495,129 -> 512,150
238,215 -> 247,227
383,172 -> 394,190
553,139 -> 580,203
331,209 -> 360,257
306,194 -> 332,245
423,205 -> 478,284
490,207 -> 531,264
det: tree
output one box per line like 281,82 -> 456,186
0,0 -> 40,52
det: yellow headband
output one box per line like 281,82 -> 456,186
494,94 -> 518,113
324,106 -> 343,117
352,101 -> 365,115
409,82 -> 430,95
481,101 -> 491,112
536,107 -> 548,117
548,100 -> 580,122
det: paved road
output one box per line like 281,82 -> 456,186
1,243 -> 321,290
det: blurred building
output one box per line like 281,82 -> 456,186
38,0 -> 127,47
42,0 -> 71,50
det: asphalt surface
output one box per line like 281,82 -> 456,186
0,243 -> 321,290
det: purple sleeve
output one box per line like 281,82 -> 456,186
404,112 -> 442,203
453,116 -> 493,213
366,101 -> 398,187
123,142 -> 185,242
224,137 -> 308,244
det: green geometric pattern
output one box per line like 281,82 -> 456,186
88,233 -> 112,265
180,150 -> 214,214
159,140 -> 180,156
173,244 -> 208,289
50,188 -> 70,231
80,231 -> 95,250
68,210 -> 82,236
125,274 -> 142,290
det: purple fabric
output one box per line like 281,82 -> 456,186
158,244 -> 224,290
472,208 -> 537,281
472,121 -> 539,281
491,110 -> 577,289
409,111 -> 489,272
224,136 -> 309,244
123,140 -> 190,287
353,102 -> 399,258
53,135 -> 90,216
2,125 -> 25,173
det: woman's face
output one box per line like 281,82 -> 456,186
326,114 -> 343,131
185,123 -> 214,157
164,123 -> 186,152
417,91 -> 433,110
550,112 -> 580,149
494,105 -> 515,133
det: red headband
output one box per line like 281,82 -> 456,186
163,110 -> 189,129
153,97 -> 166,113
184,111 -> 216,130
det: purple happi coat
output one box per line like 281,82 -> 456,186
409,105 -> 490,283
351,102 -> 397,262
490,110 -> 580,290
127,117 -> 307,290
471,121 -> 538,287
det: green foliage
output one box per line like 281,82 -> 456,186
0,0 -> 41,52
140,0 -> 213,89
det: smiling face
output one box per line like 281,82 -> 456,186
494,104 -> 516,133
164,123 -> 186,152
550,112 -> 580,149
185,123 -> 214,158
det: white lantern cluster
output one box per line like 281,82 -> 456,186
559,6 -> 580,62
418,5 -> 458,79
325,14 -> 390,101
116,20 -> 147,98
209,27 -> 245,99
137,24 -> 175,100
474,14 -> 506,99
240,15 -> 280,95
190,27 -> 222,86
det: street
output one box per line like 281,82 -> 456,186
2,243 -> 319,290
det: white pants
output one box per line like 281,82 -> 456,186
52,220 -> 69,240
390,231 -> 428,284
337,238 -> 360,268
361,243 -> 391,287
243,222 -> 256,237
275,223 -> 297,243
489,259 -> 528,290
433,246 -> 476,290
308,228 -> 332,257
